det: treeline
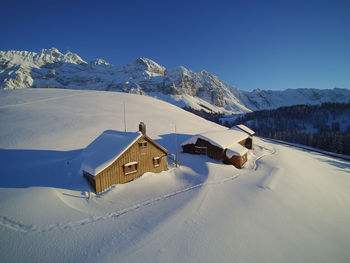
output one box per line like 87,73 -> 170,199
225,103 -> 350,155
183,106 -> 224,124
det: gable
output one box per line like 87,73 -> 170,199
143,135 -> 170,155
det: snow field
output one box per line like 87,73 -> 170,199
0,89 -> 349,263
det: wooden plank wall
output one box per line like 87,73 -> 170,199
238,137 -> 253,149
94,135 -> 168,194
225,152 -> 247,168
196,138 -> 225,160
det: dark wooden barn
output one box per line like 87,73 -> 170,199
82,123 -> 169,194
181,127 -> 252,168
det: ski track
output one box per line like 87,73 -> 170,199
0,90 -> 94,109
253,144 -> 277,171
0,143 -> 276,234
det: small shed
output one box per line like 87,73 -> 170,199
224,144 -> 249,168
82,123 -> 169,194
181,128 -> 250,168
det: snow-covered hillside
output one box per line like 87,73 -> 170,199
1,48 -> 350,114
0,88 -> 349,263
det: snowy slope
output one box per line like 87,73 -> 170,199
1,48 -> 350,114
0,88 -> 349,262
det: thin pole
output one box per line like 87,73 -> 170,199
175,124 -> 178,168
123,101 -> 126,132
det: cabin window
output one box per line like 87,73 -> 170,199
194,145 -> 207,154
123,161 -> 138,175
153,157 -> 161,167
138,141 -> 147,148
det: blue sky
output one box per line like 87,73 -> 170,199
1,0 -> 349,91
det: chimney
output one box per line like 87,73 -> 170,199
139,122 -> 146,135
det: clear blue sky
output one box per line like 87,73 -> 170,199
1,0 -> 349,91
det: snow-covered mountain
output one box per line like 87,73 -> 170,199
1,48 -> 350,113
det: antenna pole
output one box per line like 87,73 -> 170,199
175,124 -> 178,168
123,101 -> 126,132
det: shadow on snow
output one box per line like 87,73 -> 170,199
0,132 -> 215,191
316,157 -> 350,174
0,148 -> 88,190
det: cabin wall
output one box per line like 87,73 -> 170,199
182,144 -> 197,154
245,137 -> 253,149
238,137 -> 253,150
182,138 -> 225,161
224,152 -> 248,168
94,136 -> 168,194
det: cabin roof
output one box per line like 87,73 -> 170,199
81,130 -> 142,176
226,144 -> 249,158
232,124 -> 255,136
181,128 -> 248,149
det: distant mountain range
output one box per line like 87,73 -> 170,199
1,48 -> 349,114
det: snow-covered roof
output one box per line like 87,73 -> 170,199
81,130 -> 142,176
232,124 -> 255,136
181,128 -> 248,149
226,144 -> 249,158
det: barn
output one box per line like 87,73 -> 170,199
181,128 -> 251,168
82,123 -> 169,194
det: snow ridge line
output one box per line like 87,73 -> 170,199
0,90 -> 94,109
0,145 -> 276,234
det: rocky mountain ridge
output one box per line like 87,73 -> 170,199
1,48 -> 349,114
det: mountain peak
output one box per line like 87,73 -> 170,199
89,58 -> 112,67
121,57 -> 166,75
36,48 -> 86,65
39,48 -> 62,56
136,57 -> 166,74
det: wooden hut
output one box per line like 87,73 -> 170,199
181,128 -> 250,168
82,123 -> 169,194
224,144 -> 248,168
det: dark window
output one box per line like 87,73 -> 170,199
139,141 -> 147,147
194,145 -> 207,154
153,157 -> 161,167
123,162 -> 138,175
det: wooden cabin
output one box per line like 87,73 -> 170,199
181,128 -> 251,168
82,122 -> 169,194
223,144 -> 248,168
